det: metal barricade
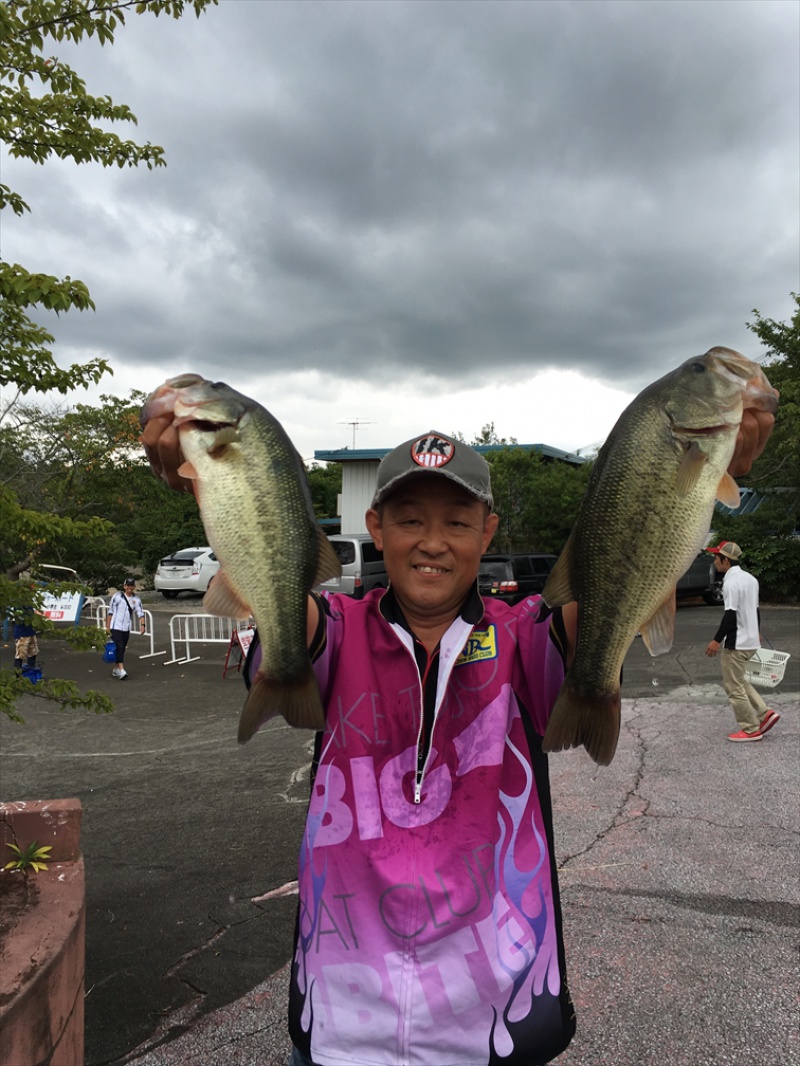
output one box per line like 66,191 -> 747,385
138,610 -> 165,659
165,613 -> 250,665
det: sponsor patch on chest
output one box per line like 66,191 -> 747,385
456,625 -> 498,666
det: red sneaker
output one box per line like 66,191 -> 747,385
758,710 -> 780,735
727,730 -> 763,742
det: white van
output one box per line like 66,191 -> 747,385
316,534 -> 388,598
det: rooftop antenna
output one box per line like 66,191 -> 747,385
338,418 -> 376,449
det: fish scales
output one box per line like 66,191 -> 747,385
542,347 -> 778,765
182,413 -> 316,684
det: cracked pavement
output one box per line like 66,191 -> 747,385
1,599 -> 797,1065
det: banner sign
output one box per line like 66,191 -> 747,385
38,590 -> 85,624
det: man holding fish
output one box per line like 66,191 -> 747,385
141,347 -> 775,1066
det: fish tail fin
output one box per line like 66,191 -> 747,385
542,679 -> 620,766
238,669 -> 325,743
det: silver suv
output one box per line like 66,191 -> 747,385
315,534 -> 388,598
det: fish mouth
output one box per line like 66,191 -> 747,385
172,393 -> 244,430
175,415 -> 237,433
140,374 -> 207,426
165,373 -> 206,389
708,348 -> 779,412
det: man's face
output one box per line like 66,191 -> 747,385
365,476 -> 498,626
712,555 -> 729,573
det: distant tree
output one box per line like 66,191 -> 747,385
486,448 -> 592,554
307,462 -> 342,521
0,0 -> 218,395
2,389 -> 208,585
714,294 -> 800,601
745,293 -> 799,490
0,0 -> 218,722
451,423 -> 519,446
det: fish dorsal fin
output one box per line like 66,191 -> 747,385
715,472 -> 740,508
203,568 -> 251,620
675,440 -> 708,498
639,591 -> 677,656
542,531 -> 576,607
314,527 -> 343,586
209,426 -> 240,457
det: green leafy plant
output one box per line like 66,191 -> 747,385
4,840 -> 53,873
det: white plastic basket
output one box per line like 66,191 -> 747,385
745,648 -> 791,688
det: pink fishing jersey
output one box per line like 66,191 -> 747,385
277,587 -> 576,1066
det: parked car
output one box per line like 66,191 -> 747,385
315,534 -> 388,598
154,547 -> 220,598
676,551 -> 722,605
478,553 -> 558,606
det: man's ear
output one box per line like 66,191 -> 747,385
365,508 -> 383,550
482,511 -> 500,553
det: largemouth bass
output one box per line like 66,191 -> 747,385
141,375 -> 341,740
542,347 -> 778,766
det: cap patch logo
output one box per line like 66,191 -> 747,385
411,434 -> 454,469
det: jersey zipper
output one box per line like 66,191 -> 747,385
414,653 -> 433,804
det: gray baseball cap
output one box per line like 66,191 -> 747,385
371,430 -> 493,508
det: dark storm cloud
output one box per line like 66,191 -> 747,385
5,0 -> 798,395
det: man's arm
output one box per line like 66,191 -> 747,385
706,609 -> 736,656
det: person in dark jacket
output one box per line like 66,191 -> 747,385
13,615 -> 39,673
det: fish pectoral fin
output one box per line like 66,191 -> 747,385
314,526 -> 343,585
639,592 -> 677,656
715,472 -> 741,508
176,460 -> 199,480
675,440 -> 708,498
541,533 -> 575,607
203,569 -> 251,620
238,669 -> 325,743
208,426 -> 240,457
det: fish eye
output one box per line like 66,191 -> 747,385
690,361 -> 706,373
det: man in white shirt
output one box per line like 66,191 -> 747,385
704,541 -> 779,742
106,578 -> 146,680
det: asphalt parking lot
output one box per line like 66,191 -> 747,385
1,596 -> 798,1066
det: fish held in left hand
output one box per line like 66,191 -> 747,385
141,376 -> 341,740
541,346 -> 778,766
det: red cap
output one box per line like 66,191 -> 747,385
706,541 -> 742,561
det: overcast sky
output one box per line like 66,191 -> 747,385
3,0 -> 798,460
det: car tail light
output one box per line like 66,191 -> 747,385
192,561 -> 202,575
354,571 -> 362,590
499,580 -> 518,593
